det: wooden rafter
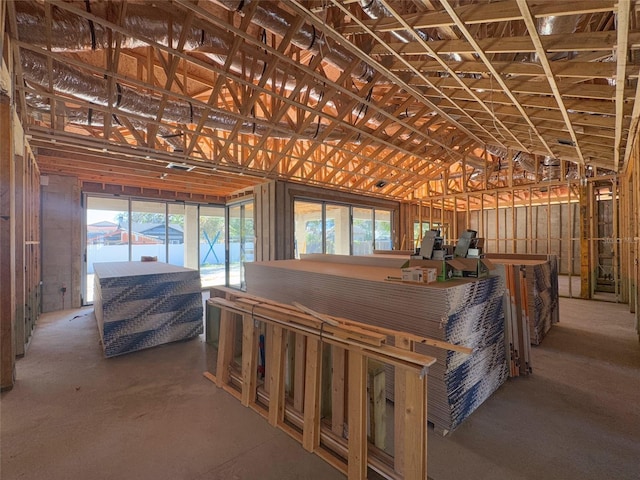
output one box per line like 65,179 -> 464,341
516,0 -> 586,164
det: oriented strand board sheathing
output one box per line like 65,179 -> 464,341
245,257 -> 508,433
93,261 -> 203,357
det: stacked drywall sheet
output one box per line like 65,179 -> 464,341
93,261 -> 203,357
245,256 -> 508,433
300,253 -> 408,268
487,255 -> 559,345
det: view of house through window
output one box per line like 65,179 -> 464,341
294,200 -> 393,258
84,195 -> 251,303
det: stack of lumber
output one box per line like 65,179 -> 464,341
208,293 -> 438,370
499,264 -> 532,377
245,257 -> 508,433
93,261 -> 203,357
487,254 -> 559,345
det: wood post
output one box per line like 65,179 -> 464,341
268,324 -> 286,426
241,313 -> 259,407
331,346 -> 346,436
0,96 -> 16,390
302,337 -> 322,452
294,333 -> 306,411
216,307 -> 235,388
579,178 -> 591,298
15,153 -> 25,357
368,360 -> 386,450
402,368 -> 427,480
347,350 -> 368,480
394,334 -> 413,476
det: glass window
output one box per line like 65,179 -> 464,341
85,196 -> 129,303
130,200 -> 167,262
199,205 -> 226,288
326,204 -> 350,255
374,209 -> 392,250
294,201 -> 323,258
352,207 -> 373,255
228,201 -> 254,290
167,203 -> 186,266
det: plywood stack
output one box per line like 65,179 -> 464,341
487,254 -> 559,345
93,261 -> 203,357
245,258 -> 508,433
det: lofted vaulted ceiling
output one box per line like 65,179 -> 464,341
4,0 -> 639,200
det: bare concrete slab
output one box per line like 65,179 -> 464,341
1,298 -> 639,480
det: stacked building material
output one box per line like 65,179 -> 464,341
245,257 -> 508,433
93,261 -> 203,357
487,254 -> 559,345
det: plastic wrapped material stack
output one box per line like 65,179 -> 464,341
487,254 -> 560,345
93,261 -> 203,357
245,256 -> 508,433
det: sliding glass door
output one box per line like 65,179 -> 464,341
294,200 -> 393,258
85,197 -> 130,303
199,205 -> 226,287
228,202 -> 254,289
82,193 -> 252,302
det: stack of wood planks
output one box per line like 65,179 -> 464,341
245,257 -> 508,433
206,287 -> 439,480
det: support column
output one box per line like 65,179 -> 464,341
0,95 -> 16,390
579,178 -> 591,299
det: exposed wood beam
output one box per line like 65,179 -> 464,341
516,0 -> 585,164
345,1 -> 616,34
369,30 -> 640,56
440,0 -> 557,157
614,0 -> 631,171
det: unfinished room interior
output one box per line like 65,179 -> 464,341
1,0 -> 639,479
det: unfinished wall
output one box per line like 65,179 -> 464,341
41,174 -> 82,312
1,47 -> 41,389
465,203 -> 580,275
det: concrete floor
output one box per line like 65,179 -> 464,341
1,298 -> 639,480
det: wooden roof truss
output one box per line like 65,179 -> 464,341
5,0 -> 638,200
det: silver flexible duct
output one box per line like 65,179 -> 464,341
213,0 -> 375,82
486,144 -> 543,178
20,49 -> 343,141
15,1 -> 414,132
358,0 -> 430,44
541,156 -> 561,181
15,1 -> 230,52
25,90 -> 185,150
533,15 -> 583,62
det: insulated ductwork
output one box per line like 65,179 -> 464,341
359,0 -> 429,44
513,151 -> 538,175
20,49 -> 344,142
213,0 -> 375,82
15,1 -> 417,133
486,145 -> 542,178
26,89 -> 197,151
534,14 -> 583,62
541,156 -> 561,181
15,1 -> 230,53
